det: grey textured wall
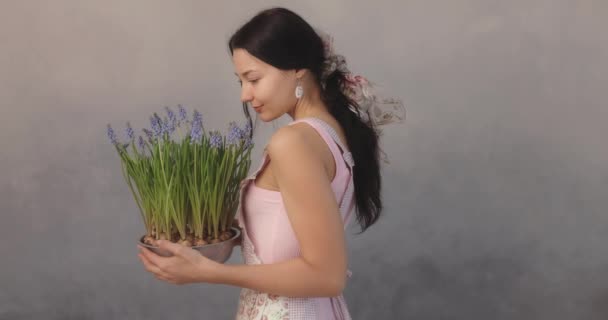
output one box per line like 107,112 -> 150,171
1,1 -> 607,319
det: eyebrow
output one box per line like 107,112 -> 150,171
234,70 -> 256,77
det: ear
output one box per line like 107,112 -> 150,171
295,68 -> 308,79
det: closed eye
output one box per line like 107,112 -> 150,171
237,79 -> 259,86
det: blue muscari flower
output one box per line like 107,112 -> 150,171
190,111 -> 202,136
242,122 -> 252,143
209,131 -> 223,148
150,114 -> 162,138
190,113 -> 203,144
243,134 -> 253,149
165,106 -> 178,129
161,117 -> 171,136
138,136 -> 146,151
242,121 -> 252,139
239,122 -> 253,149
227,122 -> 242,145
165,106 -> 175,121
142,128 -> 154,142
107,124 -> 118,145
178,104 -> 187,122
125,122 -> 134,141
192,110 -> 203,125
244,138 -> 253,149
170,119 -> 176,134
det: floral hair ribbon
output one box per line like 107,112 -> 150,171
317,29 -> 406,164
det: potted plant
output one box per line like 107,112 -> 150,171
106,105 -> 253,262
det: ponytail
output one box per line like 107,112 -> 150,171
320,63 -> 383,233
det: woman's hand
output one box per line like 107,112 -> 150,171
137,240 -> 223,285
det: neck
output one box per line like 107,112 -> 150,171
288,89 -> 331,121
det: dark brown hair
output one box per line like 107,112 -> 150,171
228,7 -> 382,233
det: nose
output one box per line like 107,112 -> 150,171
240,84 -> 253,103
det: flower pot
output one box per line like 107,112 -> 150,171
138,227 -> 242,263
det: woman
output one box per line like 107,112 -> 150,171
138,7 -> 390,319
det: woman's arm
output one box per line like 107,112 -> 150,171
214,256 -> 343,297
211,125 -> 348,297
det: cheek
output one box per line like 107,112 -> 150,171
271,79 -> 295,105
257,80 -> 279,105
255,85 -> 271,104
255,76 -> 294,111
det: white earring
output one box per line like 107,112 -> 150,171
295,80 -> 304,99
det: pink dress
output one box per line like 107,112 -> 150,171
234,117 -> 355,320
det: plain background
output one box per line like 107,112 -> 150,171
1,1 -> 607,319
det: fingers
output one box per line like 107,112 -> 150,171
139,254 -> 179,284
154,273 -> 173,283
138,246 -> 162,266
138,247 -> 171,281
137,245 -> 190,285
157,240 -> 184,256
139,251 -> 162,274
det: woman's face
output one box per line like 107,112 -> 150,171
232,49 -> 298,121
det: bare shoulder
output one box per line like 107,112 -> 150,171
266,121 -> 335,157
266,122 -> 337,186
266,125 -> 315,158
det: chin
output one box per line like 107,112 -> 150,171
257,112 -> 279,122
